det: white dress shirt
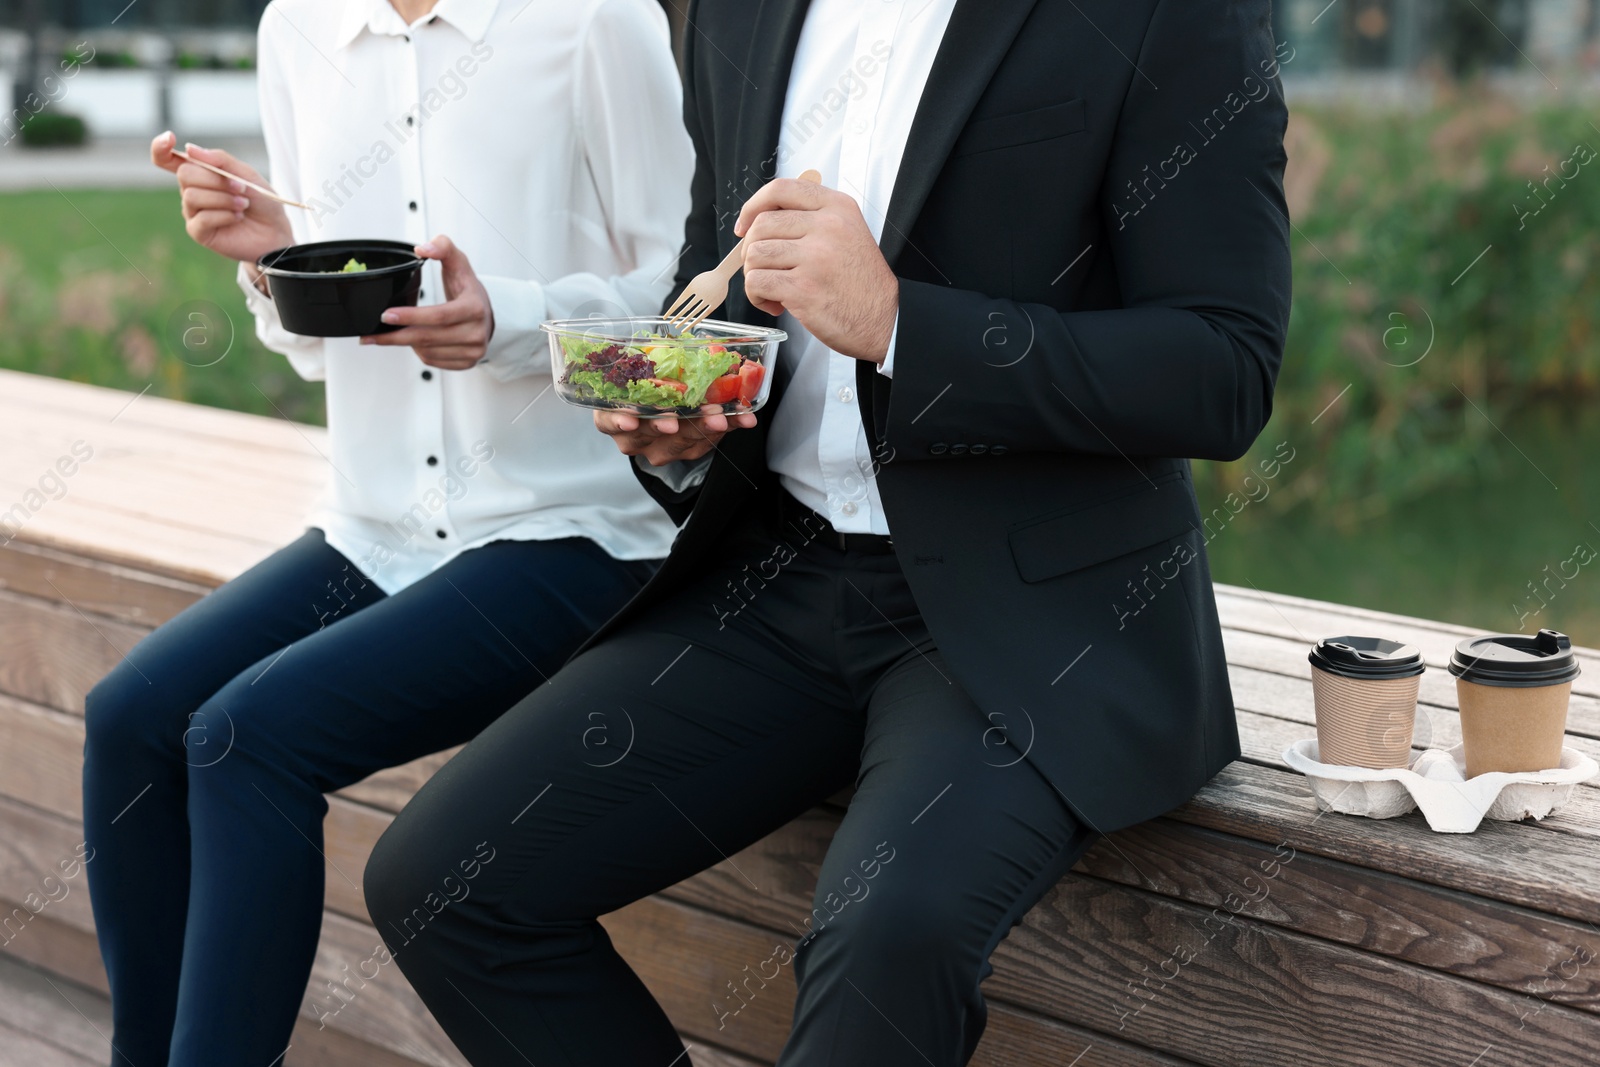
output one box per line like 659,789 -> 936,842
239,0 -> 692,591
766,0 -> 958,535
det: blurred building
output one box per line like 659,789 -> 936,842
1274,0 -> 1598,73
1,0 -> 1594,142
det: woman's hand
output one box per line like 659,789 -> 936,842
594,408 -> 757,466
361,235 -> 495,370
152,131 -> 293,272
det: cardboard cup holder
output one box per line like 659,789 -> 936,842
1283,738 -> 1598,834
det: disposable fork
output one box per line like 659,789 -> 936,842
664,168 -> 820,333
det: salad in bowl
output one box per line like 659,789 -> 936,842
543,317 -> 786,418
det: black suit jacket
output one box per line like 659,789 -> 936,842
592,0 -> 1291,832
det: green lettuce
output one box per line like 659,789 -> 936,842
650,343 -> 737,405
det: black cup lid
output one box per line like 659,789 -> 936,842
1308,636 -> 1425,680
1448,629 -> 1582,688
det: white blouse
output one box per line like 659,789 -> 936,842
238,0 -> 692,592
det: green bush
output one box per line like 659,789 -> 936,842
1197,91 -> 1600,524
19,112 -> 88,148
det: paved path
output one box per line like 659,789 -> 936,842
0,136 -> 268,192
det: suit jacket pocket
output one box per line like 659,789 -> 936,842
1009,473 -> 1196,583
953,98 -> 1086,157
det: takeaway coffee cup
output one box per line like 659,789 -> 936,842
1308,636 -> 1426,768
1448,629 -> 1580,778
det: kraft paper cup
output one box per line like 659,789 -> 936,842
1450,629 -> 1580,778
1308,637 -> 1426,769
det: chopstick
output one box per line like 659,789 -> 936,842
171,147 -> 309,210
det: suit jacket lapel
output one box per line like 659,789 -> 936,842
878,0 -> 1041,269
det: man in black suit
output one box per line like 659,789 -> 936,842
364,1 -> 1290,1063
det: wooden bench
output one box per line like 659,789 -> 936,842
1,366 -> 1597,1067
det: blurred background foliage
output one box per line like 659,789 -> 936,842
1196,93 -> 1599,519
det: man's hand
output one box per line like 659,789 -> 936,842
595,408 -> 757,467
361,235 -> 495,370
736,175 -> 899,364
152,131 -> 293,271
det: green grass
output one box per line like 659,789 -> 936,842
0,188 -> 324,425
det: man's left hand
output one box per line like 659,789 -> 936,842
361,234 -> 494,370
736,176 -> 898,364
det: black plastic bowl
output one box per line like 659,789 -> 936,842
256,240 -> 423,337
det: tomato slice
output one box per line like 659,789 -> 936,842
738,361 -> 765,405
704,372 -> 741,405
646,377 -> 688,393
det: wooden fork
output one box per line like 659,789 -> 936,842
665,168 -> 821,333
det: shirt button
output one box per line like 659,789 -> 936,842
435,529 -> 447,540
838,386 -> 853,403
421,369 -> 433,381
408,200 -> 418,212
851,119 -> 867,135
840,502 -> 858,517
406,115 -> 415,127
426,455 -> 438,466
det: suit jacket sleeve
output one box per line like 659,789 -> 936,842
884,0 -> 1292,463
631,0 -> 723,522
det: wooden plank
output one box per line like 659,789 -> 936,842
686,1044 -> 766,1067
0,421 -> 324,549
988,873 -> 1600,1067
659,791 -> 1600,1017
11,680 -> 1597,1021
0,591 -> 143,716
1225,662 -> 1600,787
336,750 -> 458,816
286,1017 -> 442,1067
0,793 -> 451,1067
0,696 -> 88,820
0,369 -> 330,459
0,1018 -> 98,1067
1229,706 -> 1600,841
308,911 -> 466,1067
1216,585 -> 1600,697
603,894 -> 1197,1067
4,498 -> 283,589
1076,821 -> 1600,1012
0,540 -> 206,627
324,797 -> 388,923
0,953 -> 108,1065
0,698 -> 396,930
1173,763 -> 1600,925
0,401 -> 327,486
0,911 -> 107,1000
1224,626 -> 1600,737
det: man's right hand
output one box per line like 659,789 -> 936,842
152,131 -> 293,269
594,408 -> 757,466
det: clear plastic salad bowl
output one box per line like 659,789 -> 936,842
542,317 -> 787,419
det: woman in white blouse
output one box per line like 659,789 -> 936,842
80,1 -> 691,1062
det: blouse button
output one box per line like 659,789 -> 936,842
421,370 -> 433,381
426,456 -> 438,466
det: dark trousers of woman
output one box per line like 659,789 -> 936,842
82,529 -> 654,1067
364,500 -> 1098,1067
